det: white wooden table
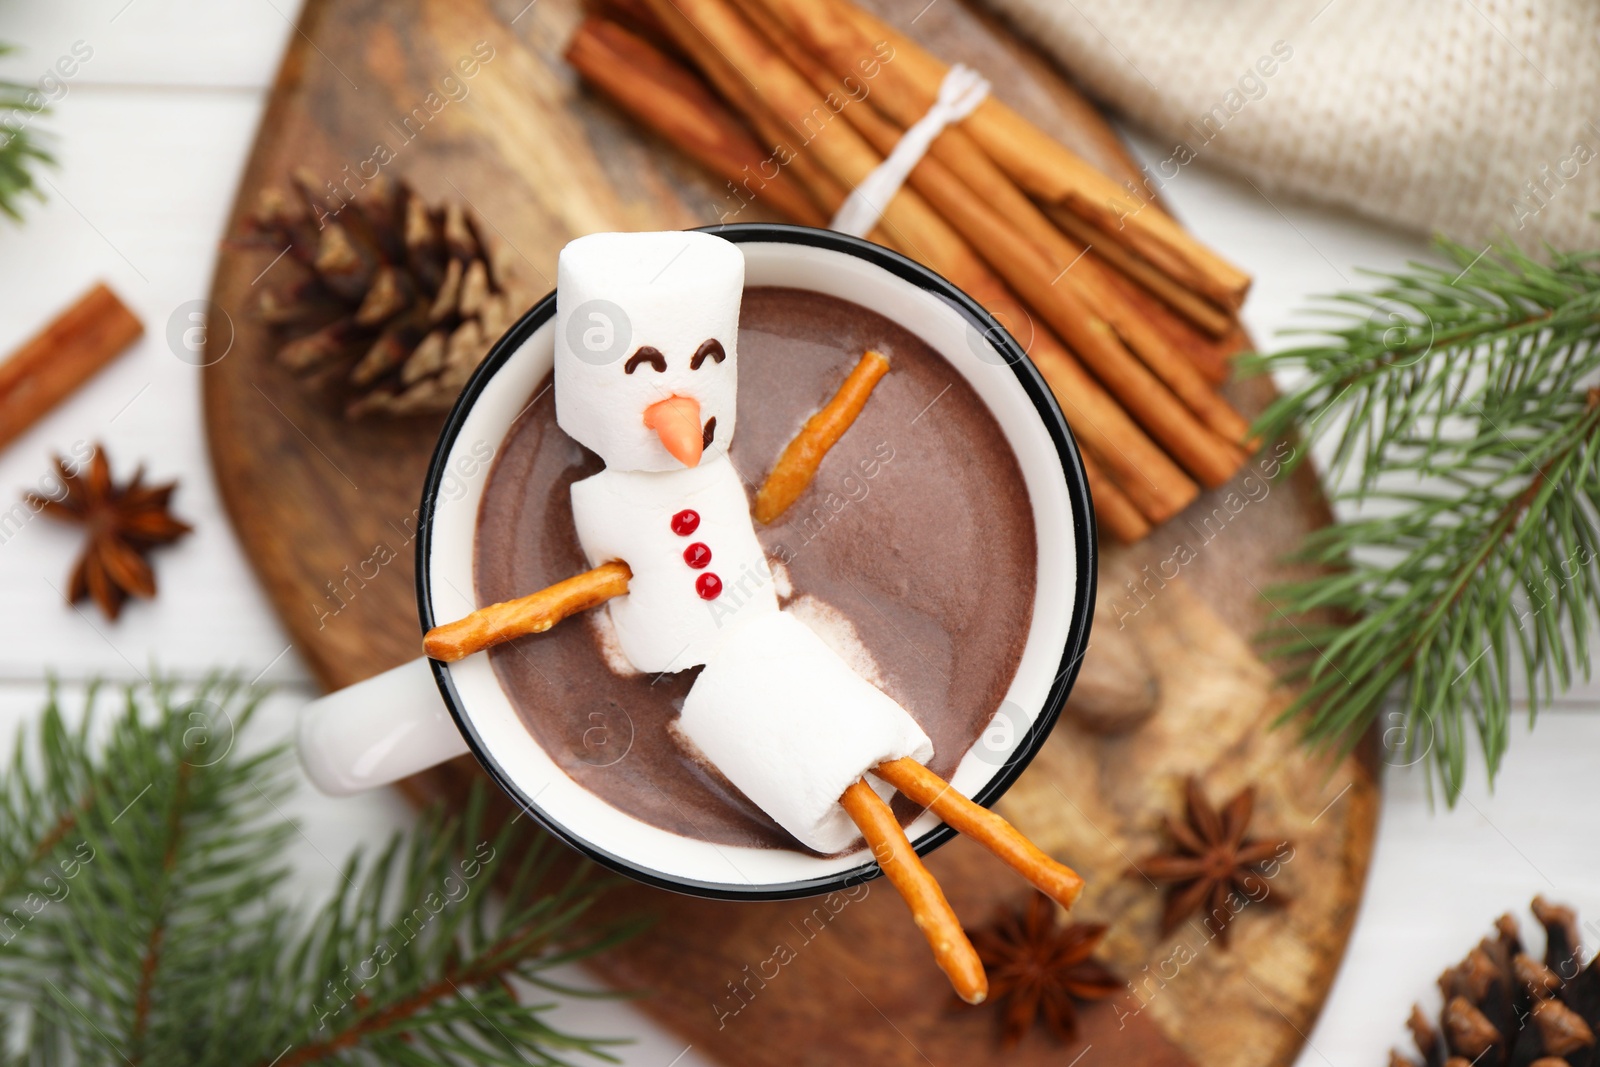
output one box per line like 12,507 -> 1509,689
2,4 -> 1597,1062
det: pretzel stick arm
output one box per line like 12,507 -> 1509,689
423,561 -> 632,662
839,779 -> 987,1004
755,349 -> 889,524
876,757 -> 1084,910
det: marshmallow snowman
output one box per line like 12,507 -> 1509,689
555,230 -> 933,853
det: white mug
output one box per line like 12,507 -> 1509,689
296,223 -> 1097,900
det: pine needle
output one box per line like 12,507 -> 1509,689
0,44 -> 54,222
1243,238 -> 1600,803
0,679 -> 637,1065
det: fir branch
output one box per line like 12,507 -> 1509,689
0,681 -> 98,904
0,680 -> 637,1066
0,44 -> 54,222
1243,239 -> 1600,802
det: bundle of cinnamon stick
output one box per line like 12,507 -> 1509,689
564,0 -> 1254,542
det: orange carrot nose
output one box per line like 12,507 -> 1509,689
643,394 -> 704,467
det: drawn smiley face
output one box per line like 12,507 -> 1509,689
554,231 -> 744,472
627,339 -> 730,466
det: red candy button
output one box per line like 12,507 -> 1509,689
671,509 -> 700,536
684,542 -> 712,569
696,573 -> 722,600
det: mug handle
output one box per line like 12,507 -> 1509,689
296,658 -> 470,795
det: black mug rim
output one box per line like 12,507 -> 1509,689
415,222 -> 1098,901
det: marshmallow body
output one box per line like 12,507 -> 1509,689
571,455 -> 778,673
555,231 -> 742,472
678,614 -> 934,857
680,611 -> 934,854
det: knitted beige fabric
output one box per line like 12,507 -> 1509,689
973,0 -> 1600,251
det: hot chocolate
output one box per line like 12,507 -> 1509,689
473,286 -> 1036,851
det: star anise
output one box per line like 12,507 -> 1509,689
1130,776 -> 1292,946
27,445 -> 192,620
967,891 -> 1122,1046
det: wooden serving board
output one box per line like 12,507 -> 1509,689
202,1 -> 1379,1063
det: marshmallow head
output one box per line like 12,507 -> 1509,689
555,231 -> 743,472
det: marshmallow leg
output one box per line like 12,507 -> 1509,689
876,758 -> 1085,910
678,610 -> 932,853
839,779 -> 987,1005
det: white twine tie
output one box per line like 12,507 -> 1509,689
829,64 -> 991,238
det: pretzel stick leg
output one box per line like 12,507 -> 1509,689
876,757 -> 1084,910
755,350 -> 889,524
422,561 -> 632,662
839,779 -> 987,1004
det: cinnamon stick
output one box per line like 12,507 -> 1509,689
863,102 -> 1242,397
733,0 -> 1248,476
934,181 -> 1245,485
585,10 -> 1198,526
1079,449 -> 1150,542
1090,249 -> 1241,386
873,112 -> 1247,437
0,283 -> 143,453
638,0 -> 984,283
1048,207 -> 1235,340
630,0 -> 857,233
1021,325 -> 1196,523
816,0 -> 1251,313
596,0 -> 1239,344
566,17 -> 828,227
669,0 -> 1242,488
581,0 -> 673,41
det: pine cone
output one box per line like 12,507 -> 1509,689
1392,897 -> 1600,1066
243,170 -> 534,419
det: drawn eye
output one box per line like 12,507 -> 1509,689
690,339 -> 726,370
624,346 -> 667,374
